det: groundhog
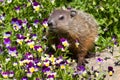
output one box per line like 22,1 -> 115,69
47,9 -> 98,65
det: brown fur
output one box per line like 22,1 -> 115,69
47,9 -> 98,65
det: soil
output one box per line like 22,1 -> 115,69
86,46 -> 120,80
71,46 -> 120,80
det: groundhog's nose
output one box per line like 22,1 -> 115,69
47,20 -> 54,28
48,21 -> 53,27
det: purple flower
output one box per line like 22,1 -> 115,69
55,56 -> 64,65
42,18 -> 48,28
1,71 -> 8,78
42,18 -> 48,24
114,41 -> 118,45
33,2 -> 39,6
32,1 -> 40,11
34,45 -> 43,52
28,62 -> 34,67
108,66 -> 114,76
0,13 -> 5,21
15,6 -> 20,13
47,72 -> 56,79
9,71 -> 14,77
42,66 -> 50,73
11,18 -> 23,31
24,52 -> 33,60
77,65 -> 85,72
112,35 -> 116,41
36,78 -> 40,80
60,38 -> 69,47
8,46 -> 17,57
15,6 -> 20,10
16,34 -> 25,45
4,38 -> 11,47
26,40 -> 35,49
0,64 -> 2,72
34,59 -> 39,64
0,0 -> 4,2
73,66 -> 86,76
57,44 -> 65,51
21,76 -> 28,80
16,34 -> 25,39
3,31 -> 12,38
34,19 -> 39,24
17,19 -> 22,25
60,38 -> 66,42
11,18 -> 18,24
57,44 -> 63,49
33,20 -> 39,28
22,19 -> 28,26
108,66 -> 114,71
43,60 -> 50,67
30,34 -> 37,40
48,75 -> 54,78
112,35 -> 118,45
27,63 -> 39,72
96,58 -> 103,64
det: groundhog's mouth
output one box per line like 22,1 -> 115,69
48,27 -> 57,32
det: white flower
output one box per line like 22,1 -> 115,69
7,0 -> 12,3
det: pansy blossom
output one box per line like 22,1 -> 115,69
32,1 -> 40,11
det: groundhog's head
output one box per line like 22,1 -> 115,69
47,9 -> 77,33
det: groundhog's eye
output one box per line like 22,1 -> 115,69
58,15 -> 64,20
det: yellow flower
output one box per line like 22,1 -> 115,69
17,39 -> 23,45
50,55 -> 55,62
62,41 -> 69,47
30,45 -> 34,49
109,71 -> 113,76
43,24 -> 48,28
82,71 -> 87,77
23,59 -> 30,64
29,67 -> 35,73
45,63 -> 49,67
95,72 -> 99,77
38,48 -> 43,52
27,41 -> 35,49
44,61 -> 50,67
34,6 -> 40,12
0,20 -> 2,23
50,55 -> 56,65
19,61 -> 24,66
3,74 -> 8,79
13,24 -> 19,31
60,65 -> 65,69
37,62 -> 41,66
11,53 -> 16,57
75,42 -> 79,48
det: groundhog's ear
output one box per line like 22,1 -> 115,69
70,10 -> 77,17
